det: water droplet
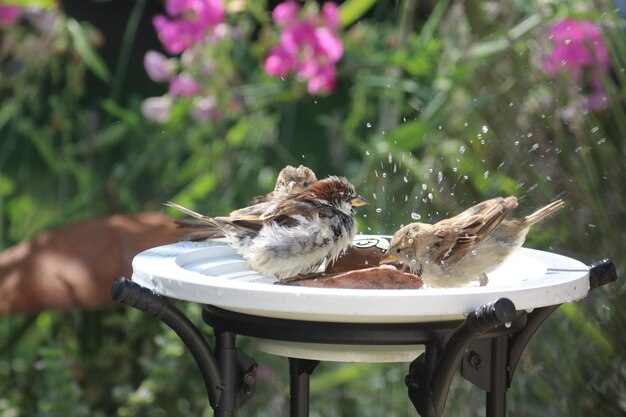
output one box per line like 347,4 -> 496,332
372,193 -> 377,200
459,145 -> 466,154
428,192 -> 433,200
564,38 -> 572,45
590,126 -> 600,133
546,175 -> 552,181
597,138 -> 606,145
365,150 -> 370,155
388,153 -> 393,164
504,321 -> 512,328
588,223 -> 596,228
437,172 -> 443,183
376,208 -> 382,214
411,212 -> 421,220
482,125 -> 489,133
483,171 -> 490,179
421,184 -> 428,191
403,176 -> 408,183
509,101 -> 514,107
366,122 -> 372,128
382,172 -> 387,178
529,143 -> 539,152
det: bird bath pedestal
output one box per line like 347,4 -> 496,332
112,236 -> 617,417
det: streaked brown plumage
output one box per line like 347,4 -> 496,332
381,197 -> 565,288
166,176 -> 367,279
176,164 -> 317,240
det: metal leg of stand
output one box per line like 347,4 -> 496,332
111,277 -> 224,409
111,278 -> 258,417
407,298 -> 516,417
289,358 -> 320,417
215,330 -> 237,417
485,336 -> 508,417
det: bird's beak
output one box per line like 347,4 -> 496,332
379,252 -> 399,264
351,195 -> 368,207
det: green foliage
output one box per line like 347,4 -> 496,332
1,0 -> 625,416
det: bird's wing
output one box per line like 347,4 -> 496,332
433,197 -> 518,265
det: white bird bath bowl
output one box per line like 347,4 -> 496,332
131,235 -> 590,362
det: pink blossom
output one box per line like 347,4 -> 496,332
322,2 -> 340,31
144,50 -> 176,82
191,96 -> 216,122
264,1 -> 343,95
264,45 -> 295,76
153,0 -> 225,54
307,65 -> 336,94
272,0 -> 299,27
543,19 -> 609,79
0,5 -> 22,26
543,18 -> 611,111
168,74 -> 199,96
141,96 -> 173,123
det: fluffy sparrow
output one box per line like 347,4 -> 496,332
176,164 -> 317,240
166,176 -> 367,279
249,164 -> 317,205
381,197 -> 564,288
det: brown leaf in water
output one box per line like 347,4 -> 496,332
279,266 -> 423,289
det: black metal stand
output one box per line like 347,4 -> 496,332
111,259 -> 617,417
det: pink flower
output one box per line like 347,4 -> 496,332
543,18 -> 611,111
272,0 -> 299,27
264,1 -> 343,95
307,65 -> 336,94
168,74 -> 199,96
141,96 -> 173,123
153,0 -> 225,54
144,50 -> 176,82
543,19 -> 609,78
0,5 -> 22,26
191,96 -> 216,122
322,2 -> 340,31
264,45 -> 295,76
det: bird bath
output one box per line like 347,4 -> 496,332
116,234 -> 616,417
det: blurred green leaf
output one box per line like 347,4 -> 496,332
66,19 -> 111,82
339,0 -> 377,27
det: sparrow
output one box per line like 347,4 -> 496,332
176,164 -> 317,240
381,197 -> 564,288
249,164 -> 317,205
166,176 -> 367,279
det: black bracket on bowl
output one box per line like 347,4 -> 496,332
111,277 -> 257,417
406,258 -> 617,417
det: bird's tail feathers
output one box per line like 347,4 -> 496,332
165,201 -> 223,231
524,199 -> 565,226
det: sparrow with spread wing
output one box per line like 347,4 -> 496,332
381,197 -> 564,288
167,176 -> 367,279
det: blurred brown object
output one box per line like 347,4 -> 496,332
0,212 -> 180,315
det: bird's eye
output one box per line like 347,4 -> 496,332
396,248 -> 401,254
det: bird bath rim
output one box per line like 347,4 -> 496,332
131,234 -> 590,324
